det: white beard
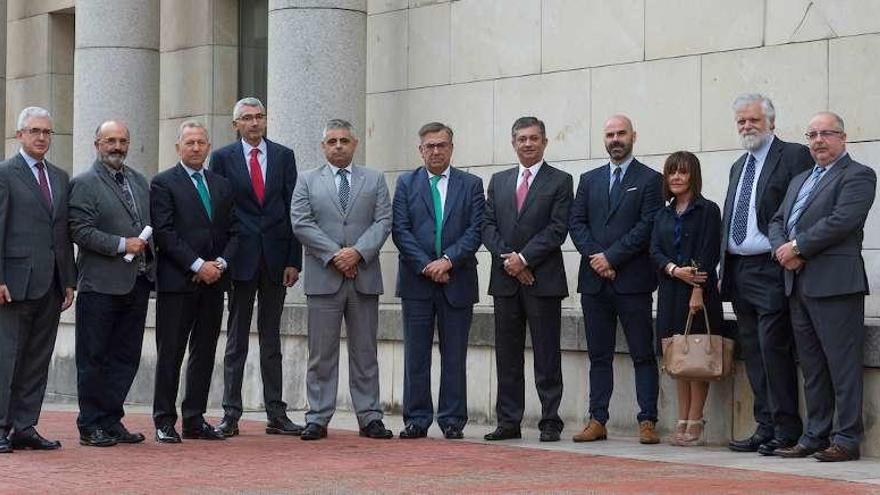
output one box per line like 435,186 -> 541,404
739,131 -> 771,152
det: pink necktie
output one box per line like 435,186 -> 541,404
35,161 -> 53,208
516,168 -> 531,212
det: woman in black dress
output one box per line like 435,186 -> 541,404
650,151 -> 723,446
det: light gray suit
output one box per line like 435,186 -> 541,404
291,164 -> 391,427
768,152 -> 876,453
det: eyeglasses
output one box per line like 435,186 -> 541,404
100,138 -> 130,146
805,130 -> 843,141
236,114 -> 266,123
421,142 -> 451,152
23,128 -> 53,137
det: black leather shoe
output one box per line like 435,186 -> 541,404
155,425 -> 182,444
300,423 -> 327,441
106,423 -> 145,444
360,420 -> 393,439
0,437 -> 12,453
728,433 -> 773,452
775,443 -> 827,458
10,429 -> 61,450
79,428 -> 117,447
266,416 -> 304,436
398,424 -> 428,439
217,416 -> 239,437
757,437 -> 797,456
442,425 -> 464,440
182,421 -> 226,440
540,427 -> 561,442
484,426 -> 521,441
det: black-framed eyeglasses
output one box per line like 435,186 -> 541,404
236,114 -> 266,123
804,130 -> 843,141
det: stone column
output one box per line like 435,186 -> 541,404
267,0 -> 367,170
73,0 -> 160,176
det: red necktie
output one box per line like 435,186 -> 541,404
516,168 -> 531,212
35,161 -> 53,208
249,148 -> 265,205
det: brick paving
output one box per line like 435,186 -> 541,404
0,411 -> 877,494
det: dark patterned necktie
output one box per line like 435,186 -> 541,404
609,166 -> 622,205
338,169 -> 350,212
731,154 -> 756,245
115,171 -> 147,273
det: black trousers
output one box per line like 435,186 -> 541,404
492,291 -> 563,431
0,283 -> 62,436
222,260 -> 288,420
727,254 -> 802,441
75,276 -> 151,433
152,286 -> 224,428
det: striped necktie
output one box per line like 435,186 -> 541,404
786,165 -> 826,238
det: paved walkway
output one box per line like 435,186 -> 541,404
0,405 -> 877,494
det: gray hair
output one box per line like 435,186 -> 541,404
511,116 -> 546,138
233,97 -> 265,120
732,93 -> 776,126
813,111 -> 846,132
177,120 -> 210,142
17,106 -> 52,131
322,119 -> 355,140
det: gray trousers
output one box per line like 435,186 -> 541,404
305,280 -> 383,428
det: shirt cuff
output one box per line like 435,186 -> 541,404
216,257 -> 228,271
190,257 -> 205,273
517,253 -> 527,266
117,237 -> 127,254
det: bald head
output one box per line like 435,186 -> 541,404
603,114 -> 636,163
806,111 -> 847,166
94,120 -> 131,170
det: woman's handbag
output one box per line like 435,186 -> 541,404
661,306 -> 735,380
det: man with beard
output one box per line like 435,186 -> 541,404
569,114 -> 663,444
69,120 -> 154,447
720,94 -> 811,455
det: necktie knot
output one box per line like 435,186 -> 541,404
114,171 -> 125,186
430,174 -> 441,186
250,148 -> 260,159
35,161 -> 45,170
193,171 -> 204,183
522,168 -> 531,180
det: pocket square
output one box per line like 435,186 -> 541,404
626,187 -> 638,192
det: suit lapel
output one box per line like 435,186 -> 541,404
442,168 -> 461,227
517,163 -> 549,219
321,165 -> 345,216
755,138 -> 782,202
346,166 -> 367,219
724,154 -> 747,224
46,162 -> 64,218
264,140 -> 282,201
233,141 -> 262,206
416,167 -> 436,220
608,162 -> 635,218
95,162 -> 138,222
12,157 -> 52,217
800,156 -> 848,216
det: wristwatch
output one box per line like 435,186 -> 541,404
791,239 -> 801,256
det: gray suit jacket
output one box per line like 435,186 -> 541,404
768,153 -> 876,298
291,164 -> 391,296
69,160 -> 155,295
0,153 -> 76,300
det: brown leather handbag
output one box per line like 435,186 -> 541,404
661,306 -> 735,380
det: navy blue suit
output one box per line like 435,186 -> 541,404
569,159 -> 663,424
209,138 -> 301,421
392,166 -> 484,430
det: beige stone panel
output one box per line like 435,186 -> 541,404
591,57 -> 701,158
7,0 -> 74,21
47,132 -> 72,173
367,10 -> 408,93
407,2 -> 450,88
6,15 -> 50,79
765,0 -> 834,45
864,251 -> 880,319
366,90 -> 410,171
51,73 -> 73,135
693,149 -> 747,208
378,251 -> 398,304
863,368 -> 880,458
213,0 -> 239,46
4,139 -> 16,159
839,141 -> 880,250
830,35 -> 880,142
212,46 -> 238,115
5,74 -> 52,138
542,0 -> 643,72
450,0 -> 541,83
159,0 -> 213,52
160,46 -> 213,119
493,70 -> 590,164
701,41 -> 828,152
410,0 -> 446,7
367,0 -> 407,14
50,13 -> 74,74
644,0 -> 763,59
158,116 -> 190,170
561,250 -> 581,310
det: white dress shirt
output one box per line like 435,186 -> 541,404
241,138 -> 268,184
609,155 -> 634,190
426,166 -> 450,211
727,136 -> 773,255
19,149 -> 53,200
516,160 -> 543,190
329,162 -> 354,191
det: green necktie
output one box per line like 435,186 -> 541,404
192,171 -> 213,219
430,174 -> 443,257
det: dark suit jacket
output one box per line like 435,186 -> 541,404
569,159 -> 663,295
482,162 -> 572,298
392,166 -> 484,308
69,160 -> 155,295
209,138 -> 301,282
151,163 -> 238,293
768,153 -> 876,298
0,153 -> 76,300
719,136 -> 812,294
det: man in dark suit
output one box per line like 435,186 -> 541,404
151,121 -> 238,444
68,120 -> 154,447
482,117 -> 572,443
210,97 -> 303,437
770,112 -> 875,462
569,114 -> 663,444
720,94 -> 811,455
392,122 -> 484,440
0,107 -> 76,453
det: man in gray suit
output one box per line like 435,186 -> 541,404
69,120 -> 154,447
770,111 -> 876,462
290,119 -> 393,441
0,107 -> 76,453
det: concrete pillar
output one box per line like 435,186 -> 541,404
267,0 -> 367,170
0,0 -> 6,158
73,0 -> 159,176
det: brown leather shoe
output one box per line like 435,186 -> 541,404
775,443 -> 825,458
639,420 -> 660,444
813,444 -> 859,462
572,419 -> 607,442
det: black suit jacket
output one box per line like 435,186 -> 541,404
151,163 -> 238,293
719,136 -> 812,294
209,138 -> 301,282
482,162 -> 572,298
569,159 -> 663,295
